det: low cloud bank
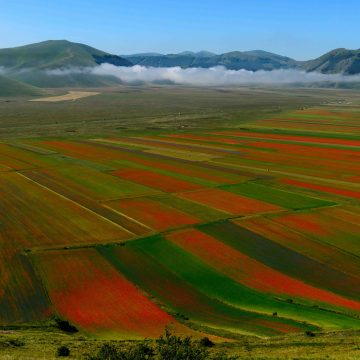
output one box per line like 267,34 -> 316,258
45,64 -> 360,86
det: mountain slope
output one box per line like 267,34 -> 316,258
124,50 -> 297,71
300,48 -> 360,74
0,40 -> 132,71
0,75 -> 43,97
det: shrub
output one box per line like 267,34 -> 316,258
86,342 -> 154,360
199,337 -> 214,348
57,345 -> 70,357
8,339 -> 25,347
85,329 -> 230,360
156,328 -> 209,360
55,318 -> 79,333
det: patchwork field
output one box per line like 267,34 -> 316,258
0,102 -> 359,342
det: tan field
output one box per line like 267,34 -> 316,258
29,91 -> 100,102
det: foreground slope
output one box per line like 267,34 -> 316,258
0,75 -> 43,96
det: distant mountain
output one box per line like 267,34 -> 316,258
0,75 -> 43,97
300,48 -> 360,75
0,40 -> 132,71
124,50 -> 297,71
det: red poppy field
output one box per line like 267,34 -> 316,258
1,105 -> 359,339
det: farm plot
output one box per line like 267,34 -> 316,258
270,209 -> 360,257
99,239 -> 321,336
104,197 -> 199,231
38,164 -> 159,201
178,188 -> 281,215
281,178 -> 360,201
0,172 -> 131,249
199,221 -> 360,302
113,168 -> 201,193
0,248 -> 51,324
34,249 -> 187,338
167,229 -> 360,314
151,194 -> 228,222
221,181 -> 335,210
237,215 -> 360,279
212,130 -> 360,148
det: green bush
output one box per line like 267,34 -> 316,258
55,318 -> 78,333
156,328 -> 209,360
86,342 -> 154,360
57,345 -> 70,357
84,329 -> 237,360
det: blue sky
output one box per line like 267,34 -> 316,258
1,0 -> 359,60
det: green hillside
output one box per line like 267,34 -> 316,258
300,48 -> 360,74
0,75 -> 43,97
12,71 -> 122,88
124,50 -> 297,71
0,40 -> 131,71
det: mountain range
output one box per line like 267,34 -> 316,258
0,40 -> 359,92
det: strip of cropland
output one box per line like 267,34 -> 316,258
33,248 -> 190,338
99,236 -> 360,334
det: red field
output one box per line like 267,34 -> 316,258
178,188 -> 281,215
35,249 -> 187,338
270,210 -> 360,256
105,197 -> 199,231
281,178 -> 360,200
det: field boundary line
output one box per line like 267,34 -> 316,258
17,172 -> 136,237
101,203 -> 154,231
210,160 -> 360,189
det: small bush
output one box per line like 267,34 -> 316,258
199,337 -> 214,348
55,318 -> 78,333
57,345 -> 70,357
86,342 -> 154,360
156,328 -> 209,360
85,329 -> 233,360
8,339 -> 25,347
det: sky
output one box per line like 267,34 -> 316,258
1,0 -> 359,60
